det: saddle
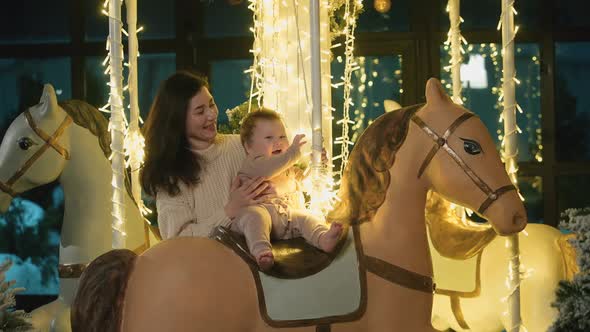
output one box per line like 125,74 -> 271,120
212,225 -> 347,279
212,223 -> 436,328
211,225 -> 366,328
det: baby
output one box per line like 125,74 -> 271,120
232,109 -> 343,271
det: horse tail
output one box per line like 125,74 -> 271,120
71,249 -> 137,332
557,233 -> 579,280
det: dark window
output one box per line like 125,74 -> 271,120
555,42 -> 590,162
440,43 -> 542,162
85,0 -> 175,42
0,1 -> 70,44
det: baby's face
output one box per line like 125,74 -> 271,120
246,119 -> 289,157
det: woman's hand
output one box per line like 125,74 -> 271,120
224,176 -> 272,219
258,181 -> 279,200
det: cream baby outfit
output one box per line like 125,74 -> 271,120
232,146 -> 329,258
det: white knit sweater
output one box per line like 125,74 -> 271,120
156,135 -> 246,239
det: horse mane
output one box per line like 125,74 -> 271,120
425,191 -> 496,259
59,100 -> 111,160
58,100 -> 137,206
327,104 -> 422,225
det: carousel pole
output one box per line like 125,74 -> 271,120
310,0 -> 322,169
446,0 -> 469,222
125,0 -> 150,246
125,0 -> 143,207
107,0 -> 127,248
500,0 -> 522,330
448,0 -> 463,105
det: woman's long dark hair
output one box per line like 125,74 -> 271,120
140,70 -> 209,197
71,249 -> 137,332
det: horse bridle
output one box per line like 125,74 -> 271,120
0,110 -> 72,198
411,112 -> 516,215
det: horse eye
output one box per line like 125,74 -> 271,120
460,138 -> 482,155
18,137 -> 35,150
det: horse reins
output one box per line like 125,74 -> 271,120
411,112 -> 516,215
0,110 -> 72,197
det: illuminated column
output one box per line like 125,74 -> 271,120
106,0 -> 127,248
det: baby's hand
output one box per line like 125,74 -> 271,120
290,134 -> 307,151
321,148 -> 328,166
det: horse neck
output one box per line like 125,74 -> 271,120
360,134 -> 433,276
58,124 -> 145,263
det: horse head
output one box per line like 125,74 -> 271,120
0,84 -> 72,212
415,78 -> 526,236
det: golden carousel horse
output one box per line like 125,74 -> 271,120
72,78 -> 527,332
383,96 -> 579,332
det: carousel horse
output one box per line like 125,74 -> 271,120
383,99 -> 579,332
72,78 -> 527,332
0,84 -> 159,332
426,192 -> 578,332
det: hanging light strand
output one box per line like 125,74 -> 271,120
336,0 -> 363,180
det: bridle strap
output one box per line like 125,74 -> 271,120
413,113 -> 475,178
24,110 -> 71,160
412,113 -> 516,214
0,182 -> 17,197
477,184 -> 516,215
0,110 -> 72,197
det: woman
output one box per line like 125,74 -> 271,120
140,70 -> 273,239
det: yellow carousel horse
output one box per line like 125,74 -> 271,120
426,192 -> 578,332
72,78 -> 527,332
0,84 -> 159,332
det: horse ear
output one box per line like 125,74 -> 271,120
384,99 -> 402,112
39,84 -> 59,117
425,78 -> 451,104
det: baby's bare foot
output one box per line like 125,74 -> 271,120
319,223 -> 343,253
256,251 -> 274,271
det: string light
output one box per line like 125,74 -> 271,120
444,0 -> 466,105
335,0 -> 363,182
101,0 -> 127,248
101,0 -> 151,246
245,0 -> 358,216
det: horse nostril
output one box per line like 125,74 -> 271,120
512,213 -> 526,229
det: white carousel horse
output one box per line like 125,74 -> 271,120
426,192 -> 578,332
0,84 -> 158,332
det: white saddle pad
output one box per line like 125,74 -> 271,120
259,231 -> 362,321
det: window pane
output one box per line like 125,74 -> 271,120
0,1 -> 69,44
519,176 -> 543,223
439,0 -> 541,31
555,42 -> 590,161
558,175 -> 590,214
204,1 -> 253,38
357,0 -> 410,33
0,186 -> 63,295
0,58 -> 72,133
85,0 -> 175,42
440,43 -> 542,163
555,0 -> 590,29
210,59 -> 253,124
84,53 -> 176,120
